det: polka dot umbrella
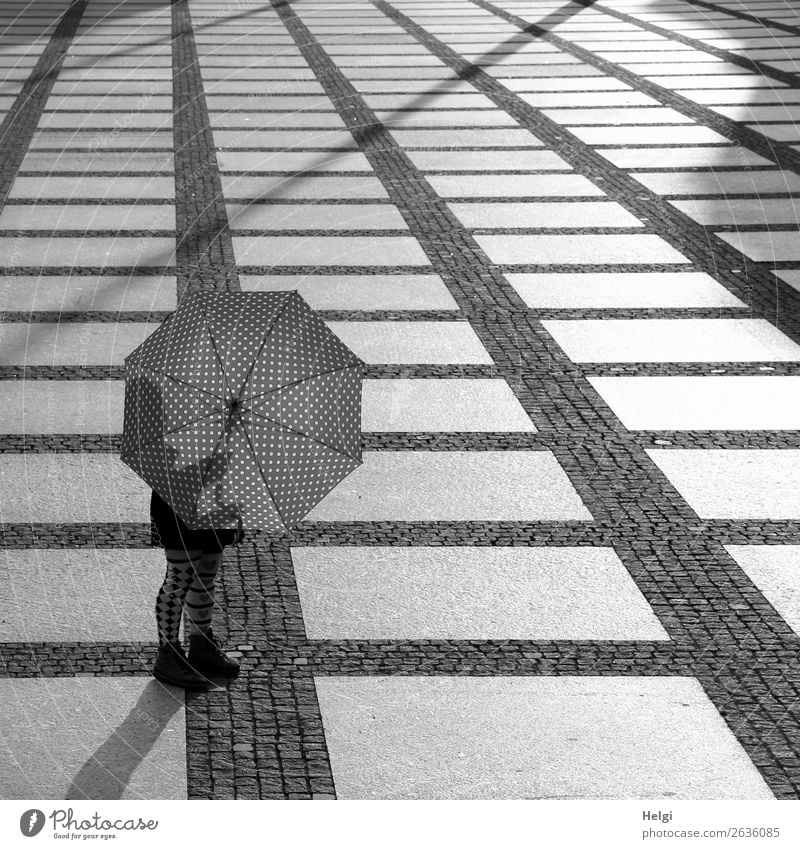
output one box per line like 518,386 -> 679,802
121,290 -> 364,535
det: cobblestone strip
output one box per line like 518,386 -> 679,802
679,0 -> 800,35
471,0 -> 800,177
172,0 -> 240,298
170,0 -> 336,798
575,0 -> 800,87
0,0 -> 87,209
270,0 -> 800,795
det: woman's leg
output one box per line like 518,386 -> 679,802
184,549 -> 223,636
155,548 -> 203,645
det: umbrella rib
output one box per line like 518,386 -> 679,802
234,289 -> 295,399
239,363 -> 359,405
197,300 -> 235,400
236,415 -> 290,532
243,407 -> 361,464
130,410 -> 224,453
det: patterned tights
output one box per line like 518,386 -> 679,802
155,548 -> 222,646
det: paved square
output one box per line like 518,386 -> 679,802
315,676 -> 773,799
0,275 -> 176,312
304,451 -> 592,521
292,546 -> 667,639
0,678 -> 187,799
0,548 -> 167,642
361,378 -> 535,431
542,319 -> 800,363
645,450 -> 800,519
0,379 -> 123,433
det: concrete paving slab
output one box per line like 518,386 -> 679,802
0,677 -> 187,800
375,110 -> 519,127
0,274 -> 176,312
0,321 -> 161,366
645,449 -> 800,519
406,149 -> 570,170
754,124 -> 800,142
326,320 -> 491,364
725,546 -> 800,636
226,203 -> 406,230
0,236 -> 176,267
569,125 -> 732,144
38,112 -> 173,130
499,77 -> 633,91
19,151 -> 175,172
0,548 -> 168,642
632,170 -> 800,196
293,546 -> 666,639
477,234 -> 689,264
542,319 -> 800,363
29,130 -> 173,149
0,379 -> 123,433
428,174 -> 605,197
598,147 -> 774,168
505,271 -> 744,308
239,273 -> 457,309
233,235 -> 429,266
208,111 -> 345,128
315,675 -> 773,799
389,128 -> 544,146
774,269 -> 800,293
304,450 -> 592,521
449,201 -> 643,228
718,231 -> 800,261
544,106 -> 694,125
0,204 -> 175,230
8,175 -> 174,199
589,376 -> 800,430
0,453 -> 150,523
221,174 -> 389,199
671,198 -> 800,226
361,377 -> 534,431
212,128 -> 356,149
363,93 -> 498,109
216,150 -> 372,172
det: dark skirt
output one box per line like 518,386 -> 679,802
149,489 -> 240,553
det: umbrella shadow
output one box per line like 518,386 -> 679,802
63,680 -> 184,800
129,347 -> 245,530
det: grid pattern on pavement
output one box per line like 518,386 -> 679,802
2,0 -> 800,800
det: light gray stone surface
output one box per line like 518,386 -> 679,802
542,319 -> 800,363
0,678 -> 187,799
292,546 -> 667,639
646,449 -> 800,519
718,231 -> 800,262
0,454 -> 150,522
0,379 -> 124,433
232,235 -> 429,266
477,233 -> 688,264
428,173 -> 605,197
226,203 -> 407,230
304,450 -> 592,521
325,320 -> 492,364
450,201 -> 642,228
360,378 -> 535,431
0,204 -> 175,230
0,548 -> 169,642
0,236 -> 176,267
506,272 -> 744,308
0,321 -> 161,366
0,275 -> 176,311
589,376 -> 800,430
239,273 -> 457,309
314,676 -> 773,799
220,174 -> 389,199
8,175 -> 175,198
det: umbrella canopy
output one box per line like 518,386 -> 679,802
121,290 -> 364,534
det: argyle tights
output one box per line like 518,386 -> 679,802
155,548 -> 222,646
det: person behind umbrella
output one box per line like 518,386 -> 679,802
150,486 -> 243,689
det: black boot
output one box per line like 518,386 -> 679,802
188,627 -> 240,677
153,639 -> 210,689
